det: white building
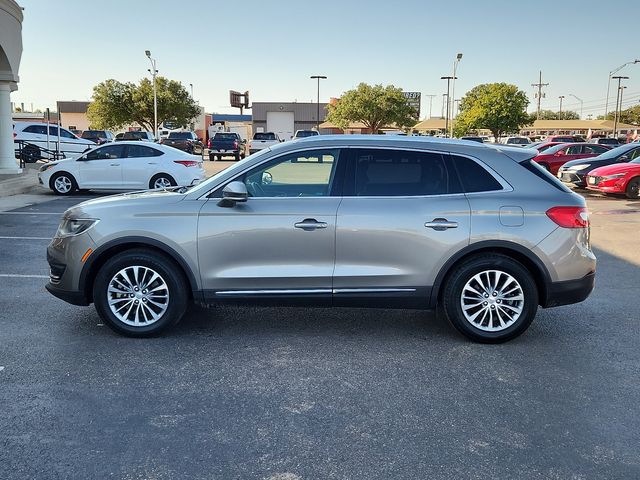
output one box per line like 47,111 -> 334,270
0,0 -> 22,174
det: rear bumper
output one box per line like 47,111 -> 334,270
543,272 -> 595,308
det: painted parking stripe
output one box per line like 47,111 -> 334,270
0,236 -> 51,240
0,274 -> 49,279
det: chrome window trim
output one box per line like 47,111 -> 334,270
216,289 -> 332,296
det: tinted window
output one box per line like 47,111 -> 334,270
213,133 -> 237,141
584,145 -> 609,154
168,132 -> 194,139
628,148 -> 640,161
353,149 -> 452,196
254,133 -> 277,140
242,149 -> 339,197
126,145 -> 163,158
295,131 -> 318,138
520,160 -> 571,193
81,130 -> 105,139
566,145 -> 582,155
451,155 -> 503,193
47,126 -> 75,138
85,145 -> 125,160
23,125 -> 48,135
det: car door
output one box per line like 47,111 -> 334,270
196,147 -> 344,303
120,144 -> 165,189
333,147 -> 471,308
77,144 -> 125,188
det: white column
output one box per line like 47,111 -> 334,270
0,82 -> 20,174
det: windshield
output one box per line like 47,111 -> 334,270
507,138 -> 530,144
254,133 -> 276,140
168,132 -> 192,139
296,131 -> 318,138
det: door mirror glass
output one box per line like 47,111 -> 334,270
619,155 -> 629,162
261,172 -> 273,185
218,181 -> 248,207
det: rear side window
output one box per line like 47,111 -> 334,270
23,125 -> 48,135
126,145 -> 163,158
351,149 -> 454,196
520,160 -> 571,193
451,155 -> 503,193
254,133 -> 276,140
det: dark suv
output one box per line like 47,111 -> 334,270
161,131 -> 204,154
116,131 -> 155,142
80,130 -> 114,145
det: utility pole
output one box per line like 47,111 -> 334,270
310,75 -> 327,131
558,96 -> 565,119
605,60 -> 639,117
441,76 -> 456,137
441,93 -> 447,119
145,50 -> 158,140
612,76 -> 629,138
449,53 -> 463,137
569,94 -> 583,119
424,94 -> 437,119
531,70 -> 549,120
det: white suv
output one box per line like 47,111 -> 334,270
13,121 -> 96,162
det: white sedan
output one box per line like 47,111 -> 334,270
38,141 -> 206,195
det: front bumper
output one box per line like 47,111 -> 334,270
543,272 -> 595,308
45,233 -> 96,306
558,170 -> 587,187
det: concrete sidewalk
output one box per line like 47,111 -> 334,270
0,164 -> 40,197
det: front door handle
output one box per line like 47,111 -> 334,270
110,163 -> 120,166
425,218 -> 458,231
294,219 -> 328,231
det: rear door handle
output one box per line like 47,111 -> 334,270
294,219 -> 328,231
148,162 -> 157,165
425,218 -> 458,231
110,163 -> 120,166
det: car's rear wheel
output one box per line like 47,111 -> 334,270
442,254 -> 538,343
625,178 -> 640,199
149,174 -> 176,189
209,153 -> 215,161
93,249 -> 189,337
50,172 -> 77,195
20,145 -> 41,163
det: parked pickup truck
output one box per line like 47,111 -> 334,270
161,131 -> 204,154
248,132 -> 281,155
208,132 -> 245,161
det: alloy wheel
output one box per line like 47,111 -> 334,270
107,266 -> 169,326
153,177 -> 172,189
460,270 -> 524,332
54,176 -> 72,193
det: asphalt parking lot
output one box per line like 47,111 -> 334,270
1,188 -> 639,479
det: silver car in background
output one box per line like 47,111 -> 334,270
46,136 -> 596,343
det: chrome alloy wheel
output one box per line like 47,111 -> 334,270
107,266 -> 169,326
153,177 -> 172,189
460,270 -> 524,332
54,175 -> 72,193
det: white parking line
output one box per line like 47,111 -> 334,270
0,236 -> 51,240
0,211 -> 63,215
0,274 -> 49,279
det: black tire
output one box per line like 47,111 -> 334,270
441,253 -> 539,343
49,171 -> 78,196
149,173 -> 176,190
240,152 -> 246,159
93,249 -> 189,337
209,153 -> 216,161
216,155 -> 222,161
20,145 -> 41,163
625,177 -> 640,199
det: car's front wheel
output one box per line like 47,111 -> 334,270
442,254 -> 538,343
149,174 -> 176,189
50,172 -> 77,195
93,249 -> 189,337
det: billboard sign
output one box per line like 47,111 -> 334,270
403,91 -> 421,117
229,90 -> 250,109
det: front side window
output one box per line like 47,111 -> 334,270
126,145 -> 163,158
242,149 -> 339,197
352,149 -> 453,196
566,145 -> 582,155
84,145 -> 125,160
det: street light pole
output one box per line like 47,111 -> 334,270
612,76 -> 629,138
605,60 -> 639,117
145,50 -> 158,140
310,75 -> 327,131
449,53 -> 463,138
568,94 -> 583,119
441,76 -> 456,137
558,95 -> 565,119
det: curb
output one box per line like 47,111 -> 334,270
0,169 -> 41,197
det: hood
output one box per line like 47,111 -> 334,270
64,189 -> 186,219
588,162 -> 640,176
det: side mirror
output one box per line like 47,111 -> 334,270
218,181 -> 248,207
618,155 -> 629,162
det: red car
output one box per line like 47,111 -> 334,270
586,157 -> 640,199
546,135 -> 585,143
534,143 -> 611,175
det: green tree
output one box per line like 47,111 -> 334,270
87,77 -> 199,132
602,105 -> 640,125
533,109 -> 580,120
454,83 -> 531,139
326,83 -> 417,133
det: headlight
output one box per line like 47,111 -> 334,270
568,164 -> 591,171
55,218 -> 98,238
39,164 -> 55,172
603,173 -> 626,180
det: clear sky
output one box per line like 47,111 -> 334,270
12,0 -> 640,118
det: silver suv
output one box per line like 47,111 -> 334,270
46,136 -> 596,343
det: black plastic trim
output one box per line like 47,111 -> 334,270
45,283 -> 90,306
543,272 -> 595,308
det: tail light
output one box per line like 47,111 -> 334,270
174,160 -> 199,167
233,140 -> 238,149
546,206 -> 589,228
208,139 -> 212,149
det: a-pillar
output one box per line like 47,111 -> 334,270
0,82 -> 20,174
